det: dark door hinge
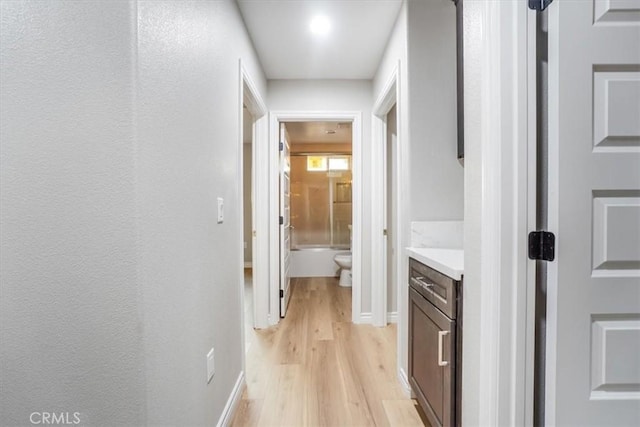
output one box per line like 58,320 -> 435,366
529,0 -> 553,12
528,231 -> 555,261
279,216 -> 284,225
279,289 -> 284,298
279,142 -> 283,152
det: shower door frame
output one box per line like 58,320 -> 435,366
268,111 -> 363,325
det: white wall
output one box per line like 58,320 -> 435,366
1,2 -> 145,424
372,0 -> 462,391
136,1 -> 265,424
268,79 -> 373,312
407,0 -> 463,221
0,1 -> 267,425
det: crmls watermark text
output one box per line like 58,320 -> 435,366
30,412 -> 81,425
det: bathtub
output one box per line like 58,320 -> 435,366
290,245 -> 350,278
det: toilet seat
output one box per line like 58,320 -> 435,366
334,253 -> 352,265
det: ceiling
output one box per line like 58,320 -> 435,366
236,0 -> 403,79
285,121 -> 352,144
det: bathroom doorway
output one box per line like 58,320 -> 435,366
269,111 -> 363,324
285,121 -> 353,279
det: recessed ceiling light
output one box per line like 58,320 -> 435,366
310,15 -> 331,36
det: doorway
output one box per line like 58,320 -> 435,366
286,121 -> 354,278
269,111 -> 363,324
242,104 -> 255,339
385,104 -> 398,321
238,63 -> 268,334
371,64 -> 403,330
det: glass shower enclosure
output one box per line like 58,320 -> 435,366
290,154 -> 352,249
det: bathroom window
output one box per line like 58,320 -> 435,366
328,157 -> 350,171
307,156 -> 327,171
306,156 -> 350,172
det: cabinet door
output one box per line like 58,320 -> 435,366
409,287 -> 456,427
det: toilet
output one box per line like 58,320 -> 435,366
334,252 -> 352,287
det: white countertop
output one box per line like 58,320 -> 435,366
406,247 -> 464,281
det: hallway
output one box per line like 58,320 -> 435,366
233,277 -> 427,426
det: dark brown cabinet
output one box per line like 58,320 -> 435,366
409,258 -> 462,427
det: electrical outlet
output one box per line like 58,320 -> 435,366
217,198 -> 224,223
207,347 -> 215,383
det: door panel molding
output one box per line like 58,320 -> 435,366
546,0 -> 640,424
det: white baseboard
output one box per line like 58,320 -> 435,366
243,262 -> 252,268
398,367 -> 412,398
216,371 -> 245,427
387,312 -> 398,323
355,312 -> 372,324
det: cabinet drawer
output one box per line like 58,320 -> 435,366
409,258 -> 458,319
409,287 -> 456,427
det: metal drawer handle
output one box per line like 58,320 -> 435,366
438,330 -> 450,367
411,276 -> 433,291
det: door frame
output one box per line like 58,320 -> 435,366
460,1 -> 535,426
238,61 -> 269,331
268,110 -> 363,325
371,62 -> 401,328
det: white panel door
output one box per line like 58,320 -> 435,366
547,0 -> 640,425
279,123 -> 291,317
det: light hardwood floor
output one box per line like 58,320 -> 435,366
233,276 -> 428,427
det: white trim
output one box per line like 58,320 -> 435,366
462,2 -> 534,426
269,111 -> 363,325
523,9 -> 538,427
477,4 -> 502,424
387,311 -> 398,323
357,312 -> 372,324
238,61 -> 269,338
545,5 -> 560,424
216,371 -> 245,427
398,367 -> 412,398
371,62 -> 401,328
243,262 -> 252,268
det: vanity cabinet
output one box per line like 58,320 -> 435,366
409,258 -> 462,427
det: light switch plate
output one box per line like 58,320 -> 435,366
207,347 -> 215,383
217,197 -> 224,223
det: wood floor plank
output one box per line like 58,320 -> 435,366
331,322 -> 379,426
304,339 -> 353,426
355,326 -> 406,399
307,288 -> 334,341
332,322 -> 393,426
328,279 -> 351,323
382,400 -> 428,427
231,398 -> 264,427
307,276 -> 329,291
233,276 -> 426,427
273,291 -> 308,365
256,364 -> 304,427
